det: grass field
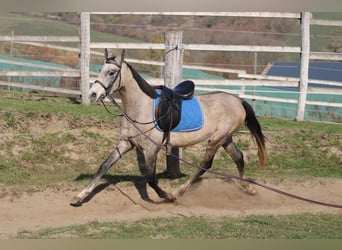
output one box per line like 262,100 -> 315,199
17,214 -> 342,239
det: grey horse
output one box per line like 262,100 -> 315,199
72,50 -> 266,206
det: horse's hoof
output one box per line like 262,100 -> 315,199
165,193 -> 177,202
246,187 -> 257,195
70,197 -> 83,207
240,181 -> 257,195
70,201 -> 82,207
172,185 -> 187,198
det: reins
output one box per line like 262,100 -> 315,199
100,96 -> 172,126
104,95 -> 342,209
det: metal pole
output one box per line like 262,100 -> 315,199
80,12 -> 90,106
164,30 -> 184,179
296,12 -> 311,121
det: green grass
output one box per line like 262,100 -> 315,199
0,90 -> 120,119
16,213 -> 342,239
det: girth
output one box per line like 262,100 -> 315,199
154,80 -> 195,144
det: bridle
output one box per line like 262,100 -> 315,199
94,60 -> 122,98
94,60 -> 173,127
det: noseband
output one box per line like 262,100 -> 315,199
94,60 -> 122,97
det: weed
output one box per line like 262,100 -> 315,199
81,130 -> 103,139
5,112 -> 16,126
0,160 -> 12,169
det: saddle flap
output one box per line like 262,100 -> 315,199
173,80 -> 195,100
155,98 -> 181,132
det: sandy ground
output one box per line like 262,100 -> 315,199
0,177 -> 341,239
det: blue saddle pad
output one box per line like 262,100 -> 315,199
153,90 -> 204,132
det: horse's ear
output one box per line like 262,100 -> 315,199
105,48 -> 114,61
120,49 -> 126,62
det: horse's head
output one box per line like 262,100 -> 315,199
89,49 -> 125,101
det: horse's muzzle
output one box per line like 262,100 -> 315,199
90,92 -> 105,102
89,85 -> 106,102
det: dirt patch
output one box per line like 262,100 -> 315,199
0,178 -> 341,239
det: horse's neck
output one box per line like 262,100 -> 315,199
119,67 -> 151,119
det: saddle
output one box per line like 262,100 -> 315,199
154,80 -> 195,144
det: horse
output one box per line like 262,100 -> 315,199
71,49 -> 266,206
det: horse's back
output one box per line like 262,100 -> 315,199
169,91 -> 246,147
197,91 -> 245,119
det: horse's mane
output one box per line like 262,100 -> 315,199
125,62 -> 158,99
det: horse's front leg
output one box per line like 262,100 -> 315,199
144,151 -> 176,202
71,140 -> 133,206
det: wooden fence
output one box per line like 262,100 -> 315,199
0,12 -> 341,122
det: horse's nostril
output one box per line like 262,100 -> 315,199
99,94 -> 105,100
91,92 -> 97,99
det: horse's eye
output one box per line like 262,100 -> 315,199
109,71 -> 115,76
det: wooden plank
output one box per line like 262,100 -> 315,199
0,81 -> 81,95
191,79 -> 299,87
15,41 -> 81,53
311,19 -> 342,26
308,87 -> 342,94
306,100 -> 342,108
0,58 -> 78,72
185,44 -> 301,53
240,94 -> 298,104
240,73 -> 342,87
309,52 -> 342,61
126,58 -> 163,66
239,73 -> 299,82
196,86 -> 242,94
90,42 -> 164,50
0,71 -> 80,77
0,36 -> 79,42
91,12 -> 300,18
184,65 -> 245,74
90,42 -> 301,53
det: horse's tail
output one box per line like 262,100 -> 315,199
241,100 -> 266,167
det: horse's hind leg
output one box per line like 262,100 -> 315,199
71,140 -> 133,206
173,145 -> 217,197
222,137 -> 256,195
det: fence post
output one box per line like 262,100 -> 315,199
296,12 -> 311,121
164,30 -> 184,179
80,12 -> 90,106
